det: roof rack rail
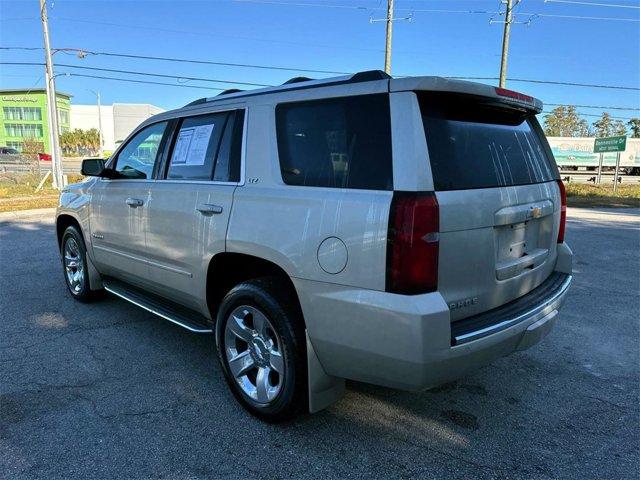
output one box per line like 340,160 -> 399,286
282,76 -> 313,85
181,70 -> 390,106
349,70 -> 391,82
217,88 -> 244,96
183,98 -> 208,107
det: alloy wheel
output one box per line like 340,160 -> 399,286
224,305 -> 285,404
63,237 -> 84,294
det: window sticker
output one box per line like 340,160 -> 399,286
172,124 -> 215,166
172,128 -> 194,165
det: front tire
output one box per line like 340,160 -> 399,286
60,226 -> 102,303
216,277 -> 307,422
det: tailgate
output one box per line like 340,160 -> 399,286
417,90 -> 562,321
437,182 -> 561,321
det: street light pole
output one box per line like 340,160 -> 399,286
384,0 -> 394,75
39,0 -> 64,189
499,0 -> 514,88
89,90 -> 104,157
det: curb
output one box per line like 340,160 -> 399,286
0,208 -> 56,221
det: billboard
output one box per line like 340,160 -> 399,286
547,137 -> 640,169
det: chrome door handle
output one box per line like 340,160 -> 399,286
196,203 -> 223,215
125,197 -> 144,207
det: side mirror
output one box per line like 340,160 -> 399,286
81,158 -> 107,177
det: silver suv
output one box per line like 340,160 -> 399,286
56,71 -> 573,421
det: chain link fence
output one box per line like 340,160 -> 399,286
0,154 -> 82,179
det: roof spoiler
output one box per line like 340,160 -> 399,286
494,87 -> 543,114
391,77 -> 543,114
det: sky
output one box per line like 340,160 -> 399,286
0,0 -> 638,125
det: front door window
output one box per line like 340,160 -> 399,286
114,122 -> 168,179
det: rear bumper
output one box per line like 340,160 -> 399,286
295,244 -> 573,391
451,272 -> 571,346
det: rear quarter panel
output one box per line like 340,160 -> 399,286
226,103 -> 391,290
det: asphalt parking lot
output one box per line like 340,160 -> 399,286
1,207 -> 638,480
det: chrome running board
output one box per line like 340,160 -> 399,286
103,278 -> 212,334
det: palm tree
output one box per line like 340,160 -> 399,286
628,118 -> 640,138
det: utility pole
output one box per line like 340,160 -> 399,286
90,90 -> 104,157
499,0 -> 514,88
384,0 -> 394,75
39,0 -> 64,189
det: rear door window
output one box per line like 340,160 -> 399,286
165,113 -> 228,180
419,92 -> 558,191
276,94 -> 393,190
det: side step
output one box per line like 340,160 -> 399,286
103,278 -> 213,334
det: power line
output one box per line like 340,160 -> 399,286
546,103 -> 640,111
234,0 -> 640,21
516,11 -> 640,21
2,47 -> 638,92
542,111 -> 636,121
2,5 -> 638,25
81,51 -> 349,75
2,66 -> 637,119
447,76 -> 640,91
233,0 -> 373,9
544,0 -> 640,9
57,63 -> 272,87
48,17 -> 385,53
56,73 -> 224,91
0,46 -> 349,75
4,61 -> 639,114
234,0 -> 495,14
0,61 -> 272,87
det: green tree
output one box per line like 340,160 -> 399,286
59,128 -> 100,156
85,128 -> 101,152
22,138 -> 45,155
592,113 -> 627,138
612,120 -> 628,136
59,130 -> 78,155
627,118 -> 640,138
543,106 -> 589,137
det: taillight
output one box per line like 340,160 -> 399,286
557,179 -> 567,243
386,192 -> 439,295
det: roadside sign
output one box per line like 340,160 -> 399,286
594,136 -> 627,153
593,136 -> 627,192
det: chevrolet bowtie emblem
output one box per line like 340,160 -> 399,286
530,207 -> 542,219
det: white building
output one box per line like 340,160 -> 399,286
70,103 -> 164,153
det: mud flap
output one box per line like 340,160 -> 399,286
555,242 -> 573,275
85,253 -> 104,291
306,331 -> 345,413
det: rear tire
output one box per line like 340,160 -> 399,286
60,226 -> 103,303
215,277 -> 307,422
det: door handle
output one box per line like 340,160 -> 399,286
125,197 -> 144,208
196,203 -> 223,215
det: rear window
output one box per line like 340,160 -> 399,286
276,94 -> 393,190
419,92 -> 558,191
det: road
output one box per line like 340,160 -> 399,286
1,207 -> 638,480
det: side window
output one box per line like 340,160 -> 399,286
213,110 -> 245,182
275,94 -> 393,190
165,113 -> 228,180
114,122 -> 168,179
